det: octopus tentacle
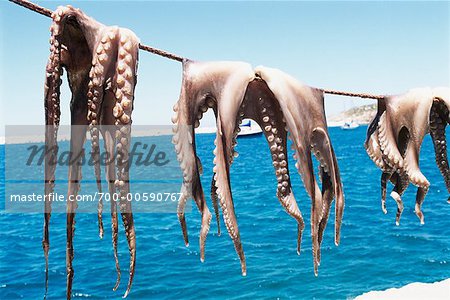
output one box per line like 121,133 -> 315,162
214,113 -> 246,275
385,129 -> 409,224
113,28 -> 139,298
310,128 -> 341,266
380,172 -> 391,214
269,132 -> 305,256
211,115 -> 243,236
400,133 -> 429,192
43,17 -> 62,297
193,180 -> 212,262
209,106 -> 222,236
430,98 -> 450,195
100,92 -> 121,291
66,126 -> 87,299
87,27 -> 122,288
311,127 -> 343,246
317,166 -> 332,264
176,190 -> 189,246
414,187 -> 428,225
172,101 -> 193,249
209,109 -> 241,238
243,79 -> 305,254
402,104 -> 431,226
89,78 -> 105,239
390,190 -> 404,226
288,137 -> 322,273
210,65 -> 260,275
208,109 -> 243,239
194,147 -> 213,262
210,175 -> 221,236
172,89 -> 212,257
87,27 -> 119,239
378,112 -> 404,171
389,172 -> 409,226
295,145 -> 321,275
255,66 -> 343,275
364,100 -> 388,171
365,100 -> 399,216
172,98 -> 191,247
316,128 -> 343,254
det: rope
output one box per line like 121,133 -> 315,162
10,0 -> 52,17
320,89 -> 385,100
138,44 -> 183,62
8,0 -> 385,100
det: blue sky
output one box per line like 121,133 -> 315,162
0,0 -> 449,132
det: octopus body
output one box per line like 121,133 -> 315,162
365,87 -> 450,224
172,60 -> 344,276
43,6 -> 139,298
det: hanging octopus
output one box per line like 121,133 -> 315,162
43,5 -> 138,299
365,87 -> 450,225
172,60 -> 344,276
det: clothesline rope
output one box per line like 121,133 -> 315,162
9,0 -> 386,100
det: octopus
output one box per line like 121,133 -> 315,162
43,6 -> 138,299
365,87 -> 450,225
171,60 -> 344,276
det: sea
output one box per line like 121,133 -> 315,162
0,125 -> 449,299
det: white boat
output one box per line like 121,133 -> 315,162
341,120 -> 359,130
238,120 -> 263,137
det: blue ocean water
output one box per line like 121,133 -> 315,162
0,126 -> 449,299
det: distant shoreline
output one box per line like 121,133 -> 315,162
328,103 -> 376,125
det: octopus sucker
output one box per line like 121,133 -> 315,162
365,87 -> 450,225
44,6 -> 139,298
174,62 -> 343,276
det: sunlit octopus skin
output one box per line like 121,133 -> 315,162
365,87 -> 450,225
43,6 -> 138,299
172,60 -> 344,276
